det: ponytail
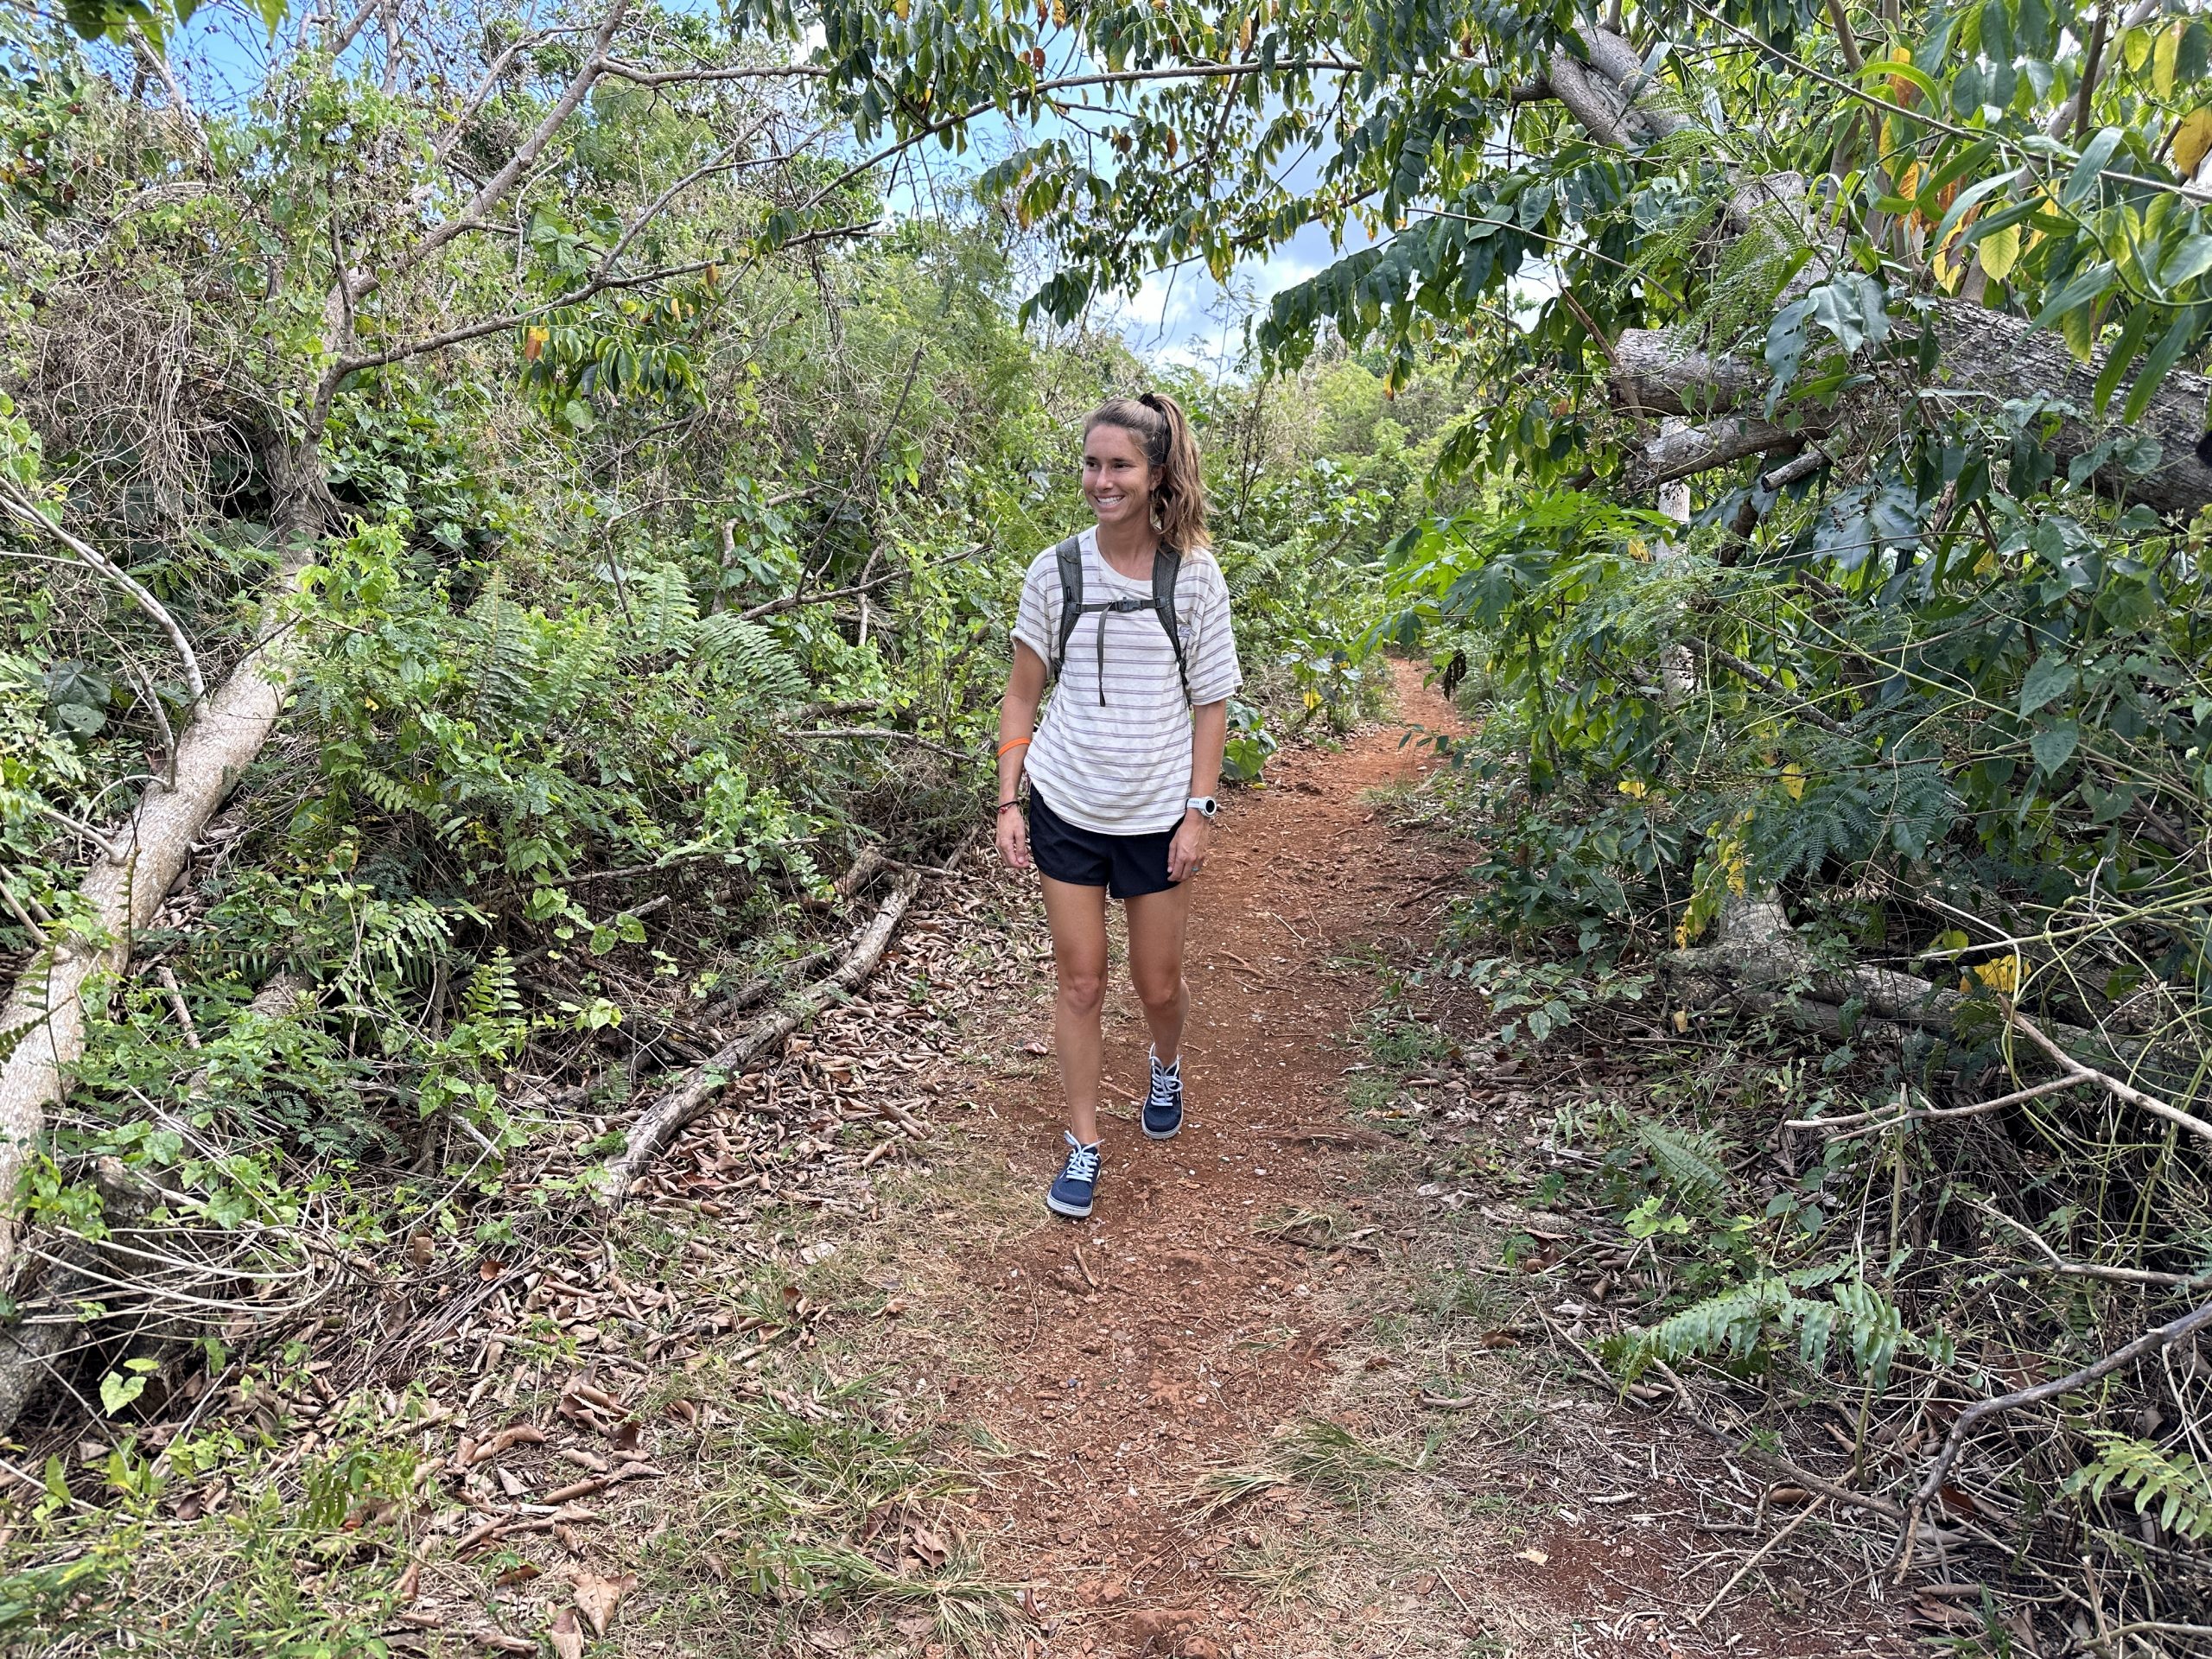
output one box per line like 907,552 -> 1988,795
1084,391 -> 1209,552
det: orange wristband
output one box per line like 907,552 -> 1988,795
996,737 -> 1031,758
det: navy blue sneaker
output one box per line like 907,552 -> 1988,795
1046,1133 -> 1102,1219
1142,1050 -> 1183,1140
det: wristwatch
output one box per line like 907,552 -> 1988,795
1186,796 -> 1218,820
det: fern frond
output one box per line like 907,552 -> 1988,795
622,563 -> 700,657
693,613 -> 807,707
1620,1276 -> 1797,1378
2067,1432 -> 2212,1541
461,949 -> 521,1023
1634,1117 -> 1732,1208
461,593 -> 541,726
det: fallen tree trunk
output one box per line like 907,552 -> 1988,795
594,868 -> 924,1207
1611,308 -> 2212,514
0,617 -> 302,1285
0,971 -> 323,1432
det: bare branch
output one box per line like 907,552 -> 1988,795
804,58 -> 1364,207
1784,1072 -> 2089,1135
791,728 -> 973,761
735,542 -> 982,622
2008,1005 -> 2212,1146
1697,643 -> 1853,737
598,57 -> 834,87
390,0 -> 632,282
0,480 -> 207,706
1911,1298 -> 2212,1506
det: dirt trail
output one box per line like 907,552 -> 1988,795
912,666 -> 1470,1657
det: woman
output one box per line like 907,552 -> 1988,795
994,391 -> 1241,1220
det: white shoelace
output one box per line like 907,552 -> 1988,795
1062,1137 -> 1101,1181
1148,1054 -> 1181,1108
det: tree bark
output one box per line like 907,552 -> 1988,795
0,625 -> 300,1283
1610,308 -> 2212,516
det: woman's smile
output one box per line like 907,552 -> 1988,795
1083,425 -> 1154,527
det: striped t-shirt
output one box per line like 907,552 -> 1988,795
1012,528 -> 1243,836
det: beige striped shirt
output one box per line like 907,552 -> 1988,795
1012,528 -> 1242,835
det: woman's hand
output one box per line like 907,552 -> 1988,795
997,804 -> 1033,871
1167,811 -> 1212,883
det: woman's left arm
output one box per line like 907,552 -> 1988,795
1168,699 -> 1229,882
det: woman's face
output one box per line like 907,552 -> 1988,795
1082,423 -> 1154,533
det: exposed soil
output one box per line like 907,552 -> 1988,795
931,675 -> 1468,1656
868,665 -> 1922,1658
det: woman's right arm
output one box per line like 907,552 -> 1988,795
996,640 -> 1049,869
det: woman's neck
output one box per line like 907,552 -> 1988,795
1093,515 -> 1158,578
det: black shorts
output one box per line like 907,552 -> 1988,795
1028,791 -> 1179,899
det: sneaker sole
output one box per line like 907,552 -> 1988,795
1045,1192 -> 1094,1219
1141,1117 -> 1182,1141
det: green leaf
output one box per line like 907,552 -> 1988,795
2120,307 -> 2205,423
2034,260 -> 2117,331
2019,652 -> 2077,715
2093,305 -> 2155,415
1978,222 -> 2023,283
2031,719 -> 2081,774
99,1368 -> 149,1416
2159,234 -> 2212,289
1980,0 -> 2012,64
2063,128 -> 2125,206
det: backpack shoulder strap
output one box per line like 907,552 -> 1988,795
1151,545 -> 1189,703
1049,535 -> 1085,680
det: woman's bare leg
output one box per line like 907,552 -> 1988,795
1040,875 -> 1109,1144
1125,881 -> 1193,1068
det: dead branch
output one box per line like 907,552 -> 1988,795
1784,1073 -> 2089,1136
802,847 -> 891,912
735,542 -> 985,622
791,728 -> 974,761
1690,1495 -> 1829,1626
1964,1198 -> 2212,1290
0,479 -> 207,705
2005,1005 -> 2212,1147
593,870 -> 924,1207
1910,1297 -> 2212,1508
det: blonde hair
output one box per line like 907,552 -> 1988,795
1084,391 -> 1209,552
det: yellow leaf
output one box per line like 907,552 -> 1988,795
2156,20 -> 2184,98
2124,24 -> 2152,74
2176,108 -> 2212,180
1977,222 -> 2021,283
1618,777 -> 1649,798
2061,294 -> 2099,360
893,0 -> 908,14
1782,763 -> 1807,801
1973,955 -> 2021,995
523,326 -> 549,361
1672,1009 -> 1690,1034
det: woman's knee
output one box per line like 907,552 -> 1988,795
1132,967 -> 1186,1014
1057,962 -> 1107,1014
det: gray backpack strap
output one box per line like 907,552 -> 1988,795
1150,546 -> 1188,704
1049,535 -> 1085,681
